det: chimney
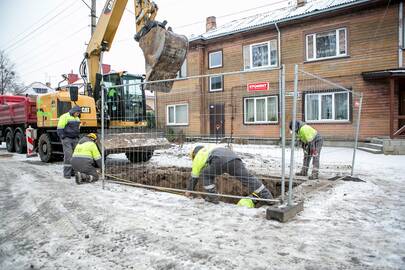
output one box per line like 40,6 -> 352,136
206,16 -> 216,32
297,0 -> 306,7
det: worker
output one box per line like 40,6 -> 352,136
57,106 -> 81,179
107,87 -> 119,120
71,133 -> 102,184
186,145 -> 273,204
289,120 -> 323,180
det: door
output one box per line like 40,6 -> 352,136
209,103 -> 225,137
399,80 -> 405,129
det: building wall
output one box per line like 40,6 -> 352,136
157,2 -> 399,140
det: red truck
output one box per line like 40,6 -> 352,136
0,95 -> 37,153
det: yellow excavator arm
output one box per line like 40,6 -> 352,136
83,0 -> 188,96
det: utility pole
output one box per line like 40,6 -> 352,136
91,0 -> 96,35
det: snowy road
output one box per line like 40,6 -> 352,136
1,143 -> 405,270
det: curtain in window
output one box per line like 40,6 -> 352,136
306,95 -> 319,120
321,95 -> 333,119
316,31 -> 336,58
168,106 -> 175,123
307,35 -> 314,59
256,98 -> 266,121
339,29 -> 346,55
246,99 -> 254,122
243,45 -> 250,69
270,40 -> 277,66
267,97 -> 277,121
334,92 -> 348,120
175,105 -> 188,124
252,44 -> 269,67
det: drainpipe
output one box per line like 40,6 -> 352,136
275,22 -> 282,139
399,1 -> 403,67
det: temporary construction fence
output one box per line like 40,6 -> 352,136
98,62 -> 362,206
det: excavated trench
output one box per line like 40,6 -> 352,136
106,165 -> 302,204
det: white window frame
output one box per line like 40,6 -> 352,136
304,91 -> 350,123
244,96 -> 278,124
166,103 -> 189,126
306,28 -> 348,61
246,40 -> 278,70
176,60 -> 187,79
209,75 -> 223,92
209,51 -> 223,68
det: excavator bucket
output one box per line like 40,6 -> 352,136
139,26 -> 188,93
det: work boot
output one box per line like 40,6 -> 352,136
295,168 -> 308,177
204,187 -> 219,204
75,172 -> 83,185
309,171 -> 319,180
254,189 -> 276,206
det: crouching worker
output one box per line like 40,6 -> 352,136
186,145 -> 273,204
289,120 -> 323,180
71,133 -> 102,184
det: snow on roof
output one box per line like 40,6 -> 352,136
190,0 -> 369,41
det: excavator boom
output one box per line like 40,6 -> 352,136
84,0 -> 188,94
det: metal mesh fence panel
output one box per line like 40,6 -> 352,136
100,67 -> 286,204
290,65 -> 363,181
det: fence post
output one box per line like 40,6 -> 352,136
288,64 -> 299,206
281,64 -> 286,203
99,52 -> 105,189
351,93 -> 363,176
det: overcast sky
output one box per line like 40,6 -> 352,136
0,0 -> 289,87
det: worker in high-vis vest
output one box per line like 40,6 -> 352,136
289,120 -> 323,180
57,106 -> 81,179
186,145 -> 273,204
71,133 -> 102,184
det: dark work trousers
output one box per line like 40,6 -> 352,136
201,157 -> 272,199
62,137 -> 79,178
302,136 -> 324,175
71,157 -> 99,181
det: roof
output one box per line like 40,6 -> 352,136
190,0 -> 371,41
362,69 -> 405,80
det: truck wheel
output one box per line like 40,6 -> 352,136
38,133 -> 54,163
125,150 -> 153,163
14,130 -> 27,154
5,131 -> 15,153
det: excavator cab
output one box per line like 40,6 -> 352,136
102,72 -> 146,128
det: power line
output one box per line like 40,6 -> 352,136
3,0 -> 78,53
0,0 -> 68,48
13,26 -> 88,66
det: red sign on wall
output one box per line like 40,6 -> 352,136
247,82 -> 269,92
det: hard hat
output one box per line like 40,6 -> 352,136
190,145 -> 204,160
237,198 -> 255,208
87,133 -> 97,140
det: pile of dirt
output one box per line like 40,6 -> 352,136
106,165 -> 293,204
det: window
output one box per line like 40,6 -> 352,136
244,96 -> 278,124
209,75 -> 223,92
209,51 -> 222,68
306,28 -> 347,61
166,104 -> 188,125
243,40 -> 278,70
305,91 -> 350,122
176,60 -> 187,78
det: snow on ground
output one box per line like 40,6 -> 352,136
1,142 -> 405,269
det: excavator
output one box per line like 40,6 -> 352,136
33,0 -> 188,163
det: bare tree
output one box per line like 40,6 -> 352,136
0,50 -> 23,95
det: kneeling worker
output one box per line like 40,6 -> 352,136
186,145 -> 273,204
71,133 -> 102,184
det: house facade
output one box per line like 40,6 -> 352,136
156,0 -> 405,142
